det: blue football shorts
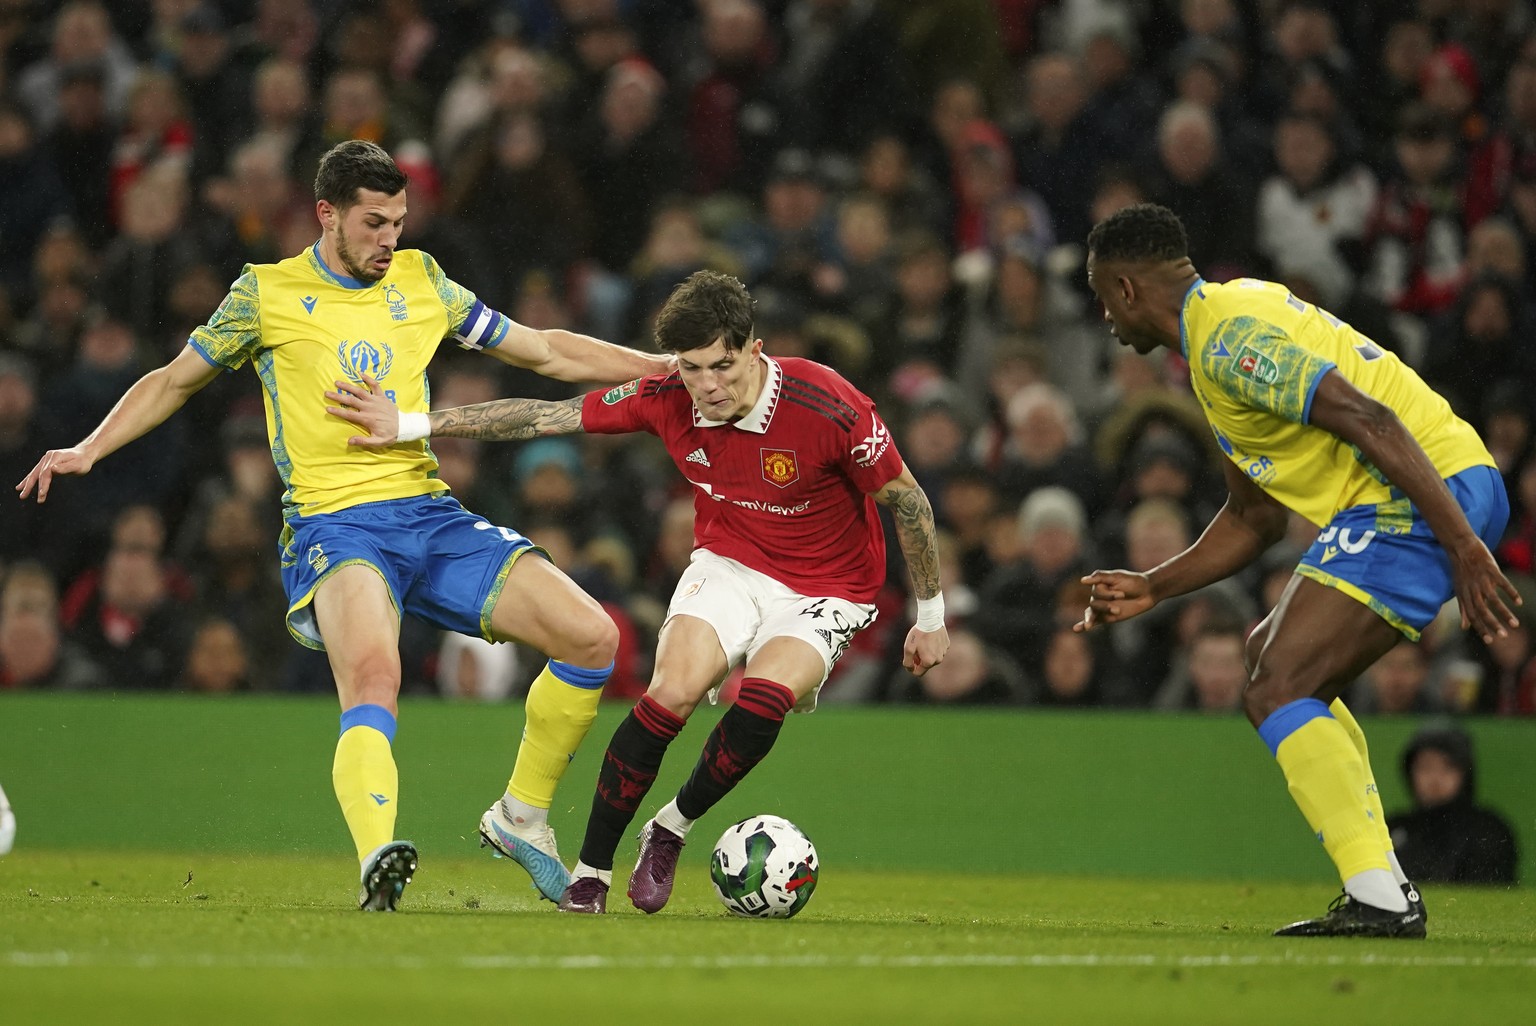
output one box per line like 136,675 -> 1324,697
1295,464 -> 1509,641
279,494 -> 543,651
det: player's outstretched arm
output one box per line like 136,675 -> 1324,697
1308,370 -> 1521,643
326,375 -> 587,447
485,321 -> 674,387
871,466 -> 950,676
17,345 -> 221,503
1076,459 -> 1288,632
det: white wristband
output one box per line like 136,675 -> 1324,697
915,594 -> 945,632
398,411 -> 431,442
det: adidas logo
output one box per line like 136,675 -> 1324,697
685,448 -> 710,467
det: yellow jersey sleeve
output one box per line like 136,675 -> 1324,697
189,268 -> 262,370
1184,278 -> 1493,525
420,251 -> 510,351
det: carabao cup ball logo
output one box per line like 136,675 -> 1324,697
338,339 -> 394,384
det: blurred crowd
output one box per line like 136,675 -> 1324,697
2,0 -> 1536,715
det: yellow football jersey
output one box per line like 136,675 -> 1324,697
1182,277 -> 1493,526
190,244 -> 509,516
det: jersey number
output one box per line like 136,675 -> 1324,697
1285,293 -> 1380,360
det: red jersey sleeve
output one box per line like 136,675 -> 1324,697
836,388 -> 904,494
580,375 -> 667,435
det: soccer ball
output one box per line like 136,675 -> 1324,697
709,814 -> 818,919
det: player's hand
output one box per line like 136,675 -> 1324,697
325,374 -> 401,448
16,445 -> 94,503
1449,537 -> 1522,644
1073,570 -> 1156,632
903,623 -> 950,676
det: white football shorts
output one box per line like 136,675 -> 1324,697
665,549 -> 878,712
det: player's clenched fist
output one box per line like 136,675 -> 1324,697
16,446 -> 95,503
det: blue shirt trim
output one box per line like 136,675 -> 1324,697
187,337 -> 226,370
1256,697 -> 1332,756
340,703 -> 398,742
1301,362 -> 1338,424
311,242 -> 375,291
1179,277 -> 1206,359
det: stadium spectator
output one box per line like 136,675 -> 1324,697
1362,103 -> 1466,318
1155,619 -> 1249,713
1255,111 -> 1377,310
0,560 -> 102,691
176,616 -> 254,694
1144,100 -> 1256,278
0,101 -> 71,304
684,0 -> 784,198
893,626 -> 1021,706
1388,724 -> 1519,884
1012,51 -> 1103,246
13,0 -> 137,131
1347,640 -> 1442,715
994,382 -> 1102,511
40,59 -> 115,248
972,486 -> 1090,674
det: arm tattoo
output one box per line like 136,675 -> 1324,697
429,395 -> 585,441
887,483 -> 942,600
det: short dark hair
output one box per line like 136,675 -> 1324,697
313,140 -> 407,208
1086,203 -> 1188,263
653,271 -> 755,353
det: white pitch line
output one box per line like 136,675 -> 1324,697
5,951 -> 1536,971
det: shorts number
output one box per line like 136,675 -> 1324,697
473,521 -> 523,543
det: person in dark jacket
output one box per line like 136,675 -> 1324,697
1387,724 -> 1519,885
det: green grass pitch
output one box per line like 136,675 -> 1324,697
3,849 -> 1533,1026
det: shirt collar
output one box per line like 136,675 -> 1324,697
693,355 -> 781,433
1179,277 -> 1205,359
309,241 -> 377,291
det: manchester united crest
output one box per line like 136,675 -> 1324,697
761,448 -> 799,488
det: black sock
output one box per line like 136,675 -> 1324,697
578,695 -> 684,871
675,678 -> 795,821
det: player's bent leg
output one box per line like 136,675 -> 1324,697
562,616 -> 727,914
312,566 -> 414,906
1248,577 -> 1422,935
629,637 -> 823,915
481,556 -> 619,901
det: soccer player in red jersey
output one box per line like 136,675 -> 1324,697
327,270 -> 950,914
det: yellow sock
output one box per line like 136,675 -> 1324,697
333,705 -> 399,864
508,660 -> 609,808
1329,698 -> 1395,855
1261,698 -> 1389,882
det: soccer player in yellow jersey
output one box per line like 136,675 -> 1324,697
1078,204 -> 1520,937
16,140 -> 673,911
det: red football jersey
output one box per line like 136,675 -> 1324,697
581,356 -> 904,603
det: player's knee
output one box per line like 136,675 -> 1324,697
1242,665 -> 1304,728
336,656 -> 400,710
546,605 -> 617,669
646,679 -> 701,720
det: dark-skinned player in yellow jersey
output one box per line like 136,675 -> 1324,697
1076,204 -> 1518,937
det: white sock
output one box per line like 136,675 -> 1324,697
653,799 -> 695,839
1345,868 -> 1409,911
571,860 -> 612,887
500,793 -> 548,830
1387,850 -> 1410,888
